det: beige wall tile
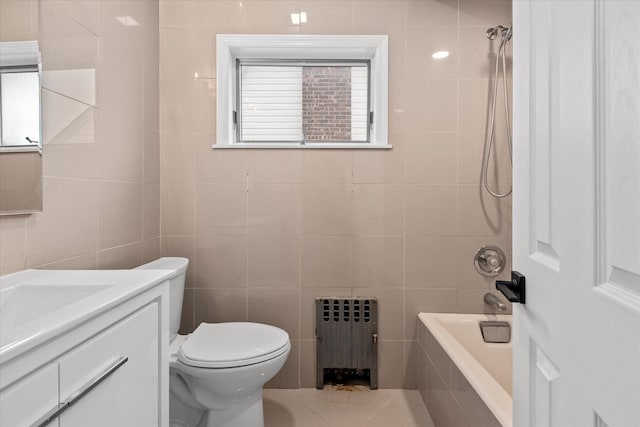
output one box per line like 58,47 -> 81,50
458,26 -> 509,79
248,236 -> 300,288
0,0 -> 37,39
352,185 -> 404,236
160,78 -> 194,131
247,150 -> 302,184
0,217 -> 26,275
352,237 -> 404,288
405,236 -> 459,288
266,341 -> 300,389
299,340 -> 316,388
244,1 -> 300,34
101,43 -> 144,124
196,136 -> 248,184
160,0 -> 194,27
195,184 -> 248,235
180,288 -> 195,334
98,112 -> 143,182
301,237 -> 353,288
248,184 -> 300,236
407,0 -> 458,27
36,252 -> 98,270
406,26 -> 458,79
404,288 -> 457,340
192,0 -> 247,31
300,185 -> 353,236
404,341 -> 418,389
352,1 -> 407,30
300,150 -> 352,185
195,236 -> 248,288
378,341 -> 405,389
193,26 -> 218,79
405,185 -> 458,235
98,182 -> 143,250
459,78 -> 512,133
193,79 -> 216,132
25,178 -> 98,267
459,0 -> 512,28
144,129 -> 161,184
299,1 -> 352,35
159,25 -> 195,78
388,79 -> 407,132
457,184 -> 512,236
248,287 -> 300,339
352,135 -> 404,184
143,184 -> 161,240
458,130 -> 512,185
162,236 -> 196,287
161,182 -> 195,236
404,133 -> 458,184
194,288 -> 248,324
405,79 -> 457,132
160,131 -> 195,184
97,242 -> 143,269
142,237 -> 162,263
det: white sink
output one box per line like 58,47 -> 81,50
0,284 -> 112,340
0,269 -> 174,363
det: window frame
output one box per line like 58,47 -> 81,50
216,34 -> 390,149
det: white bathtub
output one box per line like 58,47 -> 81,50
417,313 -> 512,427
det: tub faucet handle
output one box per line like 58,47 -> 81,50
484,293 -> 506,312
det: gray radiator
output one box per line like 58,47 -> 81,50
315,297 -> 378,389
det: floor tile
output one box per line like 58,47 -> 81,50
263,387 -> 435,427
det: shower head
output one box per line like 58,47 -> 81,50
486,25 -> 512,41
486,26 -> 501,40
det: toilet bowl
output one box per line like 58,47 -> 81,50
136,258 -> 291,427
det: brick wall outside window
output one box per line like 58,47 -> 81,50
302,66 -> 351,141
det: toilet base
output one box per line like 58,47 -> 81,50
205,390 -> 264,427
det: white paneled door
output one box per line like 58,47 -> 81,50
512,1 -> 640,426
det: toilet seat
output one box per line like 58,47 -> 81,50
177,322 -> 290,369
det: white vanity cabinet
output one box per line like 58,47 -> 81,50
58,303 -> 159,427
0,270 -> 171,427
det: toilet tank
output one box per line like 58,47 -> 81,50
136,257 -> 189,340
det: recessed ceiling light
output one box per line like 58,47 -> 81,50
115,16 -> 139,27
432,51 -> 450,59
291,12 -> 307,25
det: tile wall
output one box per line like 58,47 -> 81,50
0,0 -> 160,273
159,0 -> 513,388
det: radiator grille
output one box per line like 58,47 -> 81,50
315,297 -> 378,389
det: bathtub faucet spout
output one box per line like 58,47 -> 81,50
484,293 -> 506,312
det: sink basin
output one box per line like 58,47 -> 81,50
0,269 -> 174,362
0,284 -> 111,341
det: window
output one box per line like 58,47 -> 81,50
216,35 -> 389,149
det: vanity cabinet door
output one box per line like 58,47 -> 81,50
0,364 -> 59,427
58,303 -> 160,427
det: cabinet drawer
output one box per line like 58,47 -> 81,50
58,303 -> 159,427
0,364 -> 58,427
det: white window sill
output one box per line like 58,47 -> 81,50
213,143 -> 393,150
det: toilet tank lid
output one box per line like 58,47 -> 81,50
135,257 -> 189,275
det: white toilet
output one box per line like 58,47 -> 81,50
136,257 -> 291,427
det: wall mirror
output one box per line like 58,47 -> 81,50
0,40 -> 43,215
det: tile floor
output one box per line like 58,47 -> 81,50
263,386 -> 436,427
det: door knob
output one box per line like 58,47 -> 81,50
496,271 -> 526,304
